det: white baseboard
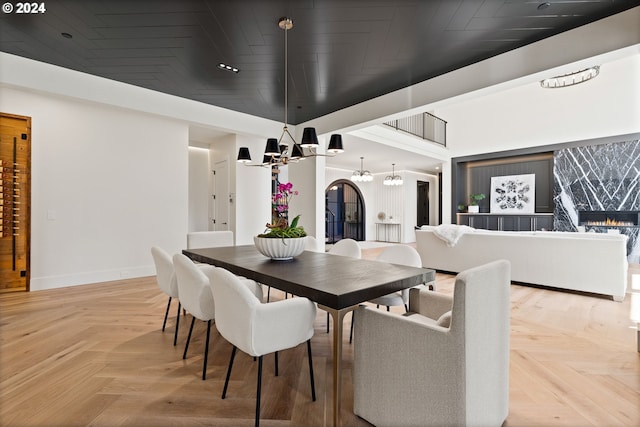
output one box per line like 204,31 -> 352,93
29,265 -> 156,291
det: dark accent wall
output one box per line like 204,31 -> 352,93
453,153 -> 553,217
451,132 -> 640,225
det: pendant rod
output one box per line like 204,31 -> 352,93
279,18 -> 292,131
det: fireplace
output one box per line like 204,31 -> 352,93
578,210 -> 639,227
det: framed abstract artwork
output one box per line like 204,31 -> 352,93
490,174 -> 535,213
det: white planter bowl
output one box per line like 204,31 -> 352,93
254,236 -> 307,260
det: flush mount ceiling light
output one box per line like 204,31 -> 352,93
540,65 -> 600,88
537,2 -> 551,11
383,163 -> 403,186
218,63 -> 240,73
237,17 -> 344,166
351,157 -> 373,182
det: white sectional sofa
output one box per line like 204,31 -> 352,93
416,226 -> 628,301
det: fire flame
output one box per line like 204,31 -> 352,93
584,218 -> 633,226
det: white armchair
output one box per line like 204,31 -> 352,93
353,260 -> 511,427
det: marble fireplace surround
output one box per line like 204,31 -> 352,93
554,138 -> 640,263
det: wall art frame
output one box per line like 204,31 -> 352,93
490,174 -> 535,213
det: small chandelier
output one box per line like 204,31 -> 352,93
383,163 -> 403,186
351,157 -> 373,182
237,17 -> 344,166
540,65 -> 600,88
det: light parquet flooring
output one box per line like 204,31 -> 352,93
1,252 -> 639,426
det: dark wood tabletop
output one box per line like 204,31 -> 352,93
183,245 -> 435,310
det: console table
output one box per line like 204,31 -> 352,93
457,213 -> 553,231
375,222 -> 401,242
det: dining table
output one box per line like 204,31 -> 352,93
183,244 -> 435,427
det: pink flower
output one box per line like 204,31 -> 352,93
270,182 -> 299,222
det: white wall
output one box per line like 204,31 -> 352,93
214,134 -> 272,245
436,53 -> 640,157
289,154 -> 326,241
1,52 -> 284,290
0,87 -> 189,290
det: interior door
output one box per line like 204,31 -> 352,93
417,180 -> 430,227
212,159 -> 229,231
0,114 -> 31,292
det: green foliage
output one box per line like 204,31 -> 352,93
258,214 -> 307,238
458,193 -> 486,210
468,193 -> 486,206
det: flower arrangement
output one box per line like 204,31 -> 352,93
258,182 -> 307,238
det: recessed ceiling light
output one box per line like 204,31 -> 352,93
218,63 -> 240,73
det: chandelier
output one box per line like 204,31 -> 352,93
383,164 -> 403,186
237,17 -> 344,166
540,65 -> 600,88
351,157 -> 373,182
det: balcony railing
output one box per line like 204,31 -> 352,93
383,112 -> 447,146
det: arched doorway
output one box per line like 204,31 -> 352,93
325,180 -> 365,244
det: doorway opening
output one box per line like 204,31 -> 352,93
325,180 -> 365,244
417,180 -> 430,227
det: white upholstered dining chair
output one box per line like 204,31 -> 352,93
209,267 -> 317,427
172,253 -> 263,380
150,246 -> 182,346
326,238 -> 361,332
172,253 -> 217,380
353,260 -> 511,426
328,238 -> 361,258
349,244 -> 429,342
369,245 -> 430,311
304,235 -> 324,252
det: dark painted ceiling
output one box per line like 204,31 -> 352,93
1,0 -> 638,124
